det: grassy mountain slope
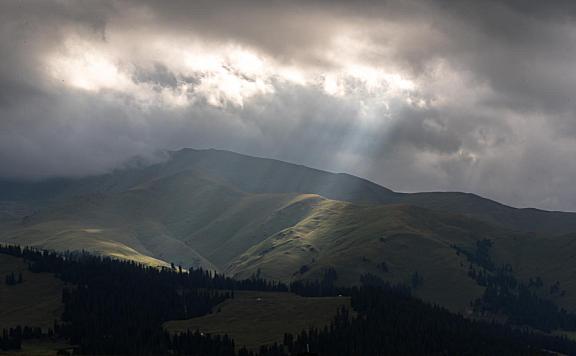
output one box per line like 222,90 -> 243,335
391,191 -> 576,235
228,198 -> 576,313
1,148 -> 576,315
228,199 -> 484,311
163,149 -> 576,235
0,171 -> 323,271
142,149 -> 576,235
1,148 -> 575,235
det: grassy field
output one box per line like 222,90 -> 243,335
0,339 -> 71,356
164,290 -> 351,350
0,253 -> 70,355
0,254 -> 63,331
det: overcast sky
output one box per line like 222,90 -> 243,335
1,0 -> 576,211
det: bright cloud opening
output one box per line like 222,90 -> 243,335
44,32 -> 420,112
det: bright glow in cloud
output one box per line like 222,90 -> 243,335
44,32 -> 419,111
47,39 -> 131,92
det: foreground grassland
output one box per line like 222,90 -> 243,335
164,290 -> 351,350
0,339 -> 70,356
0,254 -> 63,331
0,254 -> 68,356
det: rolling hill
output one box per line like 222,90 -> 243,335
3,148 -> 574,234
1,148 -> 576,314
227,198 -> 576,313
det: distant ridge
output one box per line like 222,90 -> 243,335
1,147 -> 576,235
2,147 -> 576,314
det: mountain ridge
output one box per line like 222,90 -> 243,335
2,148 -> 576,315
0,147 -> 571,258
3,147 -> 574,235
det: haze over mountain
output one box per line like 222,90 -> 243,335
4,1 -> 576,212
2,148 -> 576,313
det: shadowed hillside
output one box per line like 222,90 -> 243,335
0,254 -> 63,332
1,148 -> 576,316
2,148 -> 574,234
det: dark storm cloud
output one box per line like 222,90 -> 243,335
1,0 -> 576,210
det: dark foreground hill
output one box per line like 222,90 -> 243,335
2,247 -> 576,355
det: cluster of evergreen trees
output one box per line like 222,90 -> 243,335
455,238 -> 495,271
2,244 -> 576,355
0,325 -> 47,351
0,244 -> 285,354
453,239 -> 576,332
470,264 -> 576,332
289,268 -> 339,297
229,281 -> 576,355
4,271 -> 23,285
286,285 -> 576,355
0,328 -> 21,351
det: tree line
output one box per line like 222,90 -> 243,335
2,244 -> 576,355
453,239 -> 576,332
0,244 -> 284,354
